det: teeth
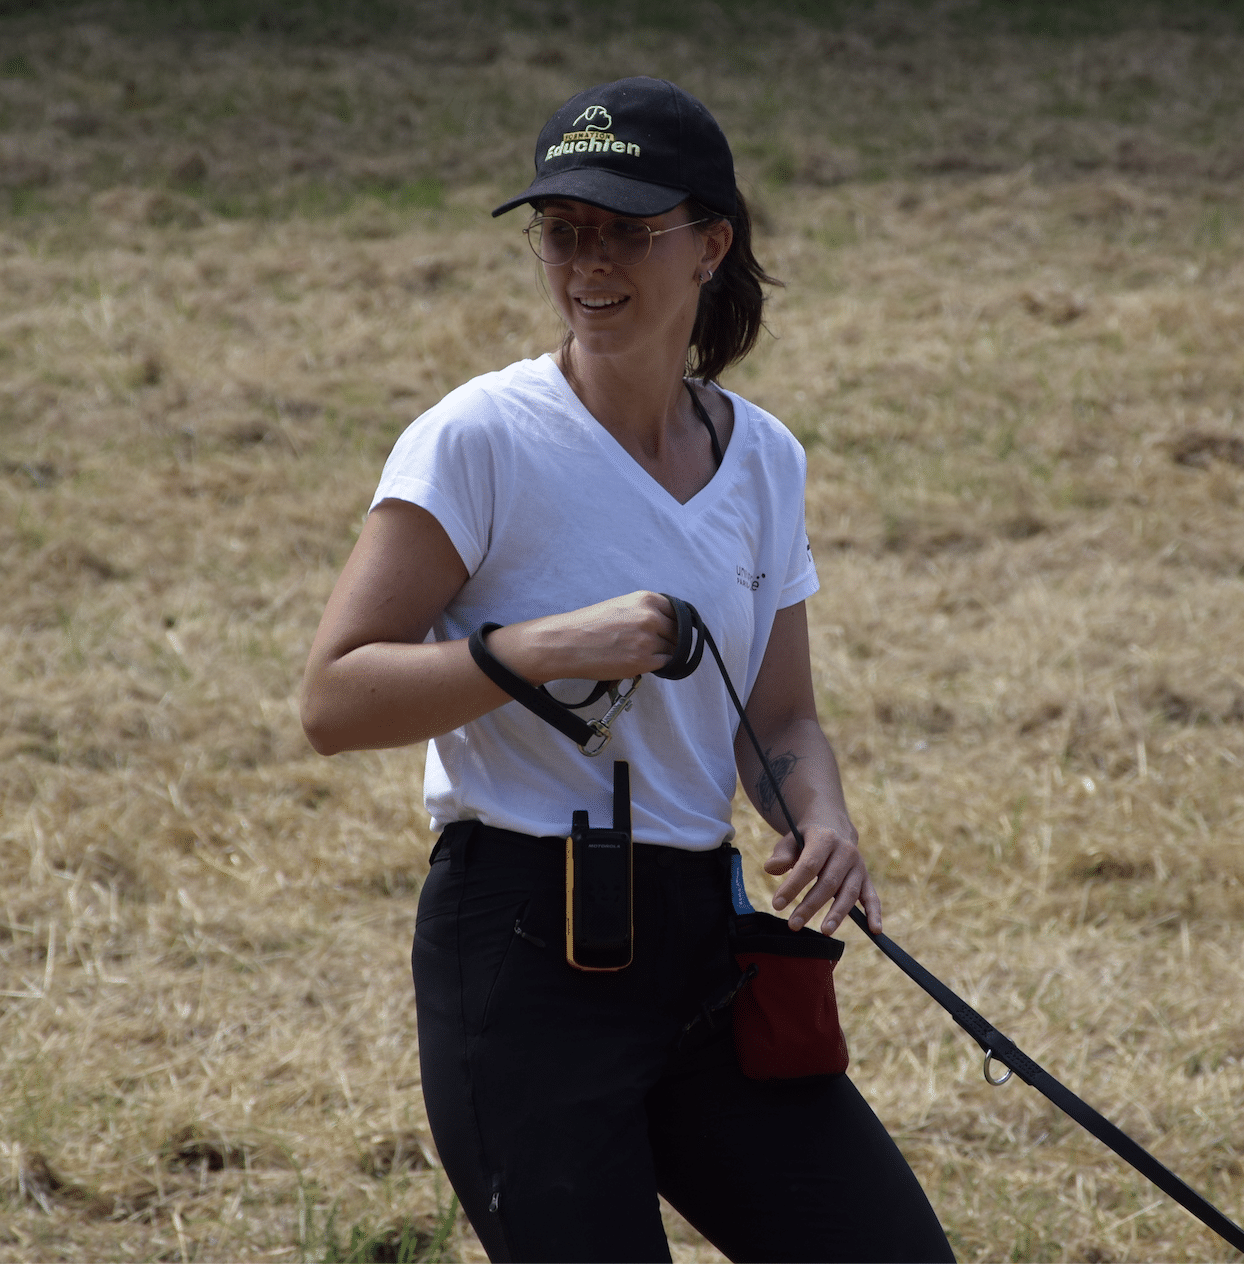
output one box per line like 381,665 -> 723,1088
579,296 -> 624,308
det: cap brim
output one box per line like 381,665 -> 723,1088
492,169 -> 687,218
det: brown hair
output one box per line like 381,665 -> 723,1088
685,189 -> 783,383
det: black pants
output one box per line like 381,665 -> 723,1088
412,822 -> 954,1264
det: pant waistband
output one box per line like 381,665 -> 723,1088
431,820 -> 731,874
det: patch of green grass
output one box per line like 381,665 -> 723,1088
959,0 -> 1244,38
6,186 -> 51,217
313,1195 -> 459,1264
0,52 -> 37,79
57,606 -> 87,671
805,214 -> 860,251
123,0 -> 410,38
764,149 -> 799,188
1055,480 -> 1112,512
25,0 -> 1232,50
372,178 -> 444,211
1194,201 -> 1233,250
203,175 -> 443,222
1045,96 -> 1090,121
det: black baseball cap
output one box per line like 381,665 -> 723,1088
492,77 -> 737,219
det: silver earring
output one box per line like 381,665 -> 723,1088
700,269 -> 714,284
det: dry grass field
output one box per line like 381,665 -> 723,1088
2,1 -> 1243,1260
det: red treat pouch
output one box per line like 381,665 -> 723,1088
730,911 -> 849,1079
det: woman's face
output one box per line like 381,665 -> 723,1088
535,199 -> 732,369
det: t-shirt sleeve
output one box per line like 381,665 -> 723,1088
779,455 -> 819,609
368,387 -> 499,576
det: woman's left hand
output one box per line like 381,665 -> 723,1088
764,823 -> 882,937
736,602 -> 883,938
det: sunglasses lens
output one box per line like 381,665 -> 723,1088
531,217 -> 577,264
600,220 -> 651,265
528,218 -> 653,265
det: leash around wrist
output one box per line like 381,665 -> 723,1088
467,622 -> 639,756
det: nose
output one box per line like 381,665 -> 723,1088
572,224 -> 612,269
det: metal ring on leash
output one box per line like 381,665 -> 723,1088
984,1049 -> 1013,1086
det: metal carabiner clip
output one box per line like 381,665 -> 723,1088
578,676 -> 641,757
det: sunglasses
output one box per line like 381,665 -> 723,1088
523,215 -> 708,267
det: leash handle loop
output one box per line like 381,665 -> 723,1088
467,623 -> 639,756
654,594 -> 705,681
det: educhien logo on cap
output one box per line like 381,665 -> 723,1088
545,102 -> 641,162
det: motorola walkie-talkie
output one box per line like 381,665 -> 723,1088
565,761 -> 633,972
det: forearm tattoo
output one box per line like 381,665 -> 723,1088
757,748 -> 799,815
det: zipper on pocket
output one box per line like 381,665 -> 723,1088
513,917 -> 546,949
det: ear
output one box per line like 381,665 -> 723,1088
698,218 -> 733,274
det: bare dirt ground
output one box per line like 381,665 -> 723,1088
2,2 -> 1242,1260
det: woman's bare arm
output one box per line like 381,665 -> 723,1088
300,501 -> 680,755
734,602 -> 882,935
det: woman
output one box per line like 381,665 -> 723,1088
302,77 -> 953,1264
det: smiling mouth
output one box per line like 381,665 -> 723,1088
576,295 -> 627,310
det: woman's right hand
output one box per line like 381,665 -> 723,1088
487,590 -> 679,687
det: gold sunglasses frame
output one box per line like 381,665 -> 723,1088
523,215 -> 708,266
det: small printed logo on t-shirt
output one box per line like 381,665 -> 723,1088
737,565 -> 766,592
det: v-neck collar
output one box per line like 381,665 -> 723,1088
540,354 -> 743,514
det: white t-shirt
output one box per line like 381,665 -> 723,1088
371,354 -> 818,850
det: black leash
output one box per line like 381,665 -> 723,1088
465,593 -> 709,757
468,622 -> 637,755
469,595 -> 1244,1253
842,906 -> 1244,1253
708,595 -> 1244,1254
